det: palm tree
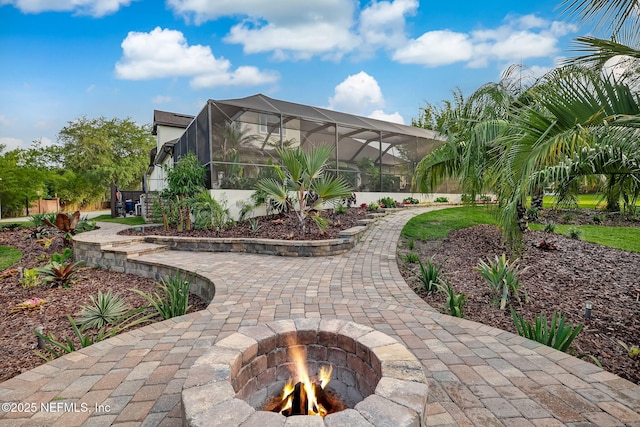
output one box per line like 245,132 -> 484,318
495,65 -> 640,247
255,146 -> 353,233
412,67 -> 526,202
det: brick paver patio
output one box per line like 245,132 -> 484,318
1,207 -> 638,426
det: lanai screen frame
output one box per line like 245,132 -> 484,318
173,94 -> 445,192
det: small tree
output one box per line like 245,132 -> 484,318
160,153 -> 206,231
256,146 -> 353,232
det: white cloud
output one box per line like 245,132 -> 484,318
0,137 -> 24,151
393,30 -> 474,66
328,71 -> 384,115
152,95 -> 172,104
0,0 -> 133,17
168,0 -> 358,59
368,109 -> 404,124
394,14 -> 576,68
359,0 -> 418,51
114,27 -> 279,88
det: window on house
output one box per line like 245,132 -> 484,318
259,114 -> 285,136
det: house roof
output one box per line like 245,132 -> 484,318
152,110 -> 194,135
208,93 -> 445,145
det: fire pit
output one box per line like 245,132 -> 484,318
181,319 -> 429,426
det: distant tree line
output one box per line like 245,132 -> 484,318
0,117 -> 154,217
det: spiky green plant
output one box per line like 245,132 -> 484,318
255,146 -> 353,233
475,254 -> 525,310
439,281 -> 467,318
567,227 -> 583,240
511,308 -> 584,352
417,257 -> 444,294
76,291 -> 129,330
403,252 -> 420,264
132,273 -> 192,320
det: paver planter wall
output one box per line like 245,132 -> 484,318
181,319 -> 429,427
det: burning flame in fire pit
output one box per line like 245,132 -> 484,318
265,344 -> 344,417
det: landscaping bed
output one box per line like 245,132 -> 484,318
119,208 -> 369,240
0,227 -> 208,383
399,221 -> 640,385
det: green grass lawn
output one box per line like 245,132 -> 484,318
402,205 -> 499,241
529,223 -> 640,252
0,246 -> 22,270
540,193 -> 640,209
91,215 -> 146,225
404,206 -> 640,253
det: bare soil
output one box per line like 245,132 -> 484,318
0,227 -> 208,383
399,208 -> 640,385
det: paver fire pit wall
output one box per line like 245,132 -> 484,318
181,319 -> 429,427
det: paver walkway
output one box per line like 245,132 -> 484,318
1,207 -> 639,426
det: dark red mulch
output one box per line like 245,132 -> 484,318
0,227 -> 208,383
399,223 -> 640,385
119,208 -> 369,240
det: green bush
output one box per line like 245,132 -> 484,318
511,309 -> 583,353
475,254 -> 525,310
417,257 -> 444,295
439,281 -> 467,318
567,227 -> 583,240
544,222 -> 556,233
133,273 -> 192,319
76,291 -> 129,330
377,197 -> 396,208
434,197 -> 449,203
403,252 -> 420,264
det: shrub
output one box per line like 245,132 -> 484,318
50,248 -> 73,264
367,202 -> 380,211
377,197 -> 396,208
439,281 -> 467,318
406,239 -> 415,250
434,197 -> 449,203
133,273 -> 192,320
475,254 -> 525,310
562,213 -> 573,223
76,291 -> 129,330
544,222 -> 556,233
192,191 -> 232,231
36,260 -> 84,289
334,203 -> 347,215
592,214 -> 603,224
403,197 -> 419,204
511,309 -> 583,353
527,208 -> 539,221
403,252 -> 420,263
567,227 -> 583,240
417,257 -> 444,295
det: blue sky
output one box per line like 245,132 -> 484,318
0,0 -> 580,151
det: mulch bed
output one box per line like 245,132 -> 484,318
119,208 -> 369,240
399,210 -> 640,385
0,227 -> 208,383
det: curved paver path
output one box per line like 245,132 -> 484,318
1,207 -> 639,427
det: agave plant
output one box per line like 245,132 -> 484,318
76,290 -> 130,330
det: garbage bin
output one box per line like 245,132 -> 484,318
125,199 -> 134,214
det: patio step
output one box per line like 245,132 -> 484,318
103,242 -> 168,257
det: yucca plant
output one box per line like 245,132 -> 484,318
511,308 -> 584,353
33,316 -> 110,361
439,280 -> 467,318
475,254 -> 526,310
403,252 -> 420,264
76,290 -> 129,330
36,260 -> 85,289
133,273 -> 192,320
567,227 -> 583,240
417,257 -> 444,294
